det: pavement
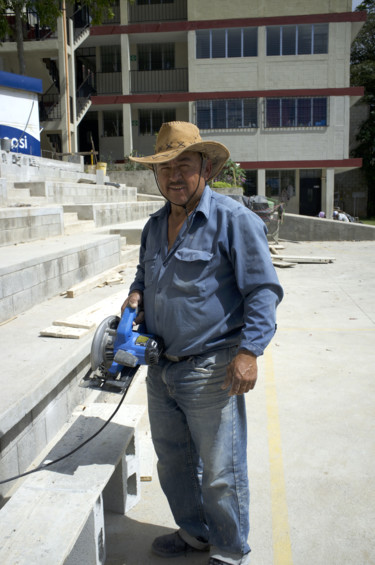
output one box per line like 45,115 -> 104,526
102,239 -> 375,565
1,238 -> 374,564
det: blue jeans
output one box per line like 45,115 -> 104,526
147,347 -> 251,562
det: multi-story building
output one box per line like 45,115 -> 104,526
0,0 -> 366,218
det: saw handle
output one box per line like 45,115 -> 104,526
117,306 -> 138,344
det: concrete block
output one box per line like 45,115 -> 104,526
44,393 -> 70,445
65,495 -> 106,565
0,295 -> 14,321
16,416 -> 47,476
0,177 -> 7,205
2,271 -> 24,297
0,443 -> 19,502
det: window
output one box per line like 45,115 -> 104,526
266,23 -> 328,55
137,43 -> 174,70
266,170 -> 295,200
265,97 -> 328,128
196,28 -> 258,59
196,99 -> 258,129
101,45 -> 121,72
103,111 -> 123,137
139,108 -> 176,135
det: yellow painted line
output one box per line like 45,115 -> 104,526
265,348 -> 293,565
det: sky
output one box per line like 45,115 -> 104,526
352,0 -> 363,9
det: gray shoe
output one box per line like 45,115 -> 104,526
152,531 -> 209,558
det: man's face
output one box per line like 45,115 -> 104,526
155,151 -> 211,209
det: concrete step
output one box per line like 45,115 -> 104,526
64,219 -> 97,235
0,247 -> 139,502
0,206 -> 64,246
7,188 -> 31,200
63,200 -> 163,227
0,233 -> 122,323
106,218 -> 149,245
12,181 -> 137,205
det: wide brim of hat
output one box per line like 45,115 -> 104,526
129,140 -> 230,181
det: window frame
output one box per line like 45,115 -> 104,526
196,27 -> 258,59
196,98 -> 258,130
138,108 -> 176,135
264,97 -> 328,128
266,23 -> 329,56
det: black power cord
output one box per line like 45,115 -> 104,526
0,386 -> 127,486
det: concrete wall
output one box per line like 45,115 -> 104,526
188,0 -> 351,19
279,213 -> 375,241
0,178 -> 6,206
108,169 -> 159,195
0,235 -> 121,323
92,201 -> 163,227
0,207 -> 64,247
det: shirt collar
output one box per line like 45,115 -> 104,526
195,185 -> 211,220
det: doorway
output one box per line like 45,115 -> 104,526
300,171 -> 322,216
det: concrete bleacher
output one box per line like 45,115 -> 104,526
0,149 -> 163,561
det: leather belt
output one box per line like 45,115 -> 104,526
164,353 -> 191,363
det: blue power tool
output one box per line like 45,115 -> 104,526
89,306 -> 164,392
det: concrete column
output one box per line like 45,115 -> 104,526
123,105 -> 133,156
120,0 -> 129,24
68,18 -> 77,153
325,168 -> 335,219
57,17 -> 69,154
257,169 -> 266,196
121,35 -> 130,95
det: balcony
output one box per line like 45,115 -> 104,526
130,68 -> 188,94
95,72 -> 122,95
128,0 -> 187,23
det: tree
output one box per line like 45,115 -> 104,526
351,0 -> 375,216
0,0 -> 120,76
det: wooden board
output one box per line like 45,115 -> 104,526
66,263 -> 130,298
272,255 -> 335,264
39,326 -> 91,339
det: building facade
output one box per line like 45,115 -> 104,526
0,0 -> 366,218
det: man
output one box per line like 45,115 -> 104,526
122,122 -> 283,565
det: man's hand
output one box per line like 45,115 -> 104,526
121,291 -> 144,324
222,350 -> 258,396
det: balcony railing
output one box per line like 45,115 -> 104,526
128,0 -> 187,23
39,85 -> 61,121
0,10 -> 57,42
95,72 -> 122,95
130,68 -> 188,94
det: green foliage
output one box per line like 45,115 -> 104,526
122,152 -> 146,171
351,0 -> 375,216
213,159 -> 246,187
0,0 -> 123,74
211,181 -> 232,188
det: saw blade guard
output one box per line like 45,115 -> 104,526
90,306 -> 164,380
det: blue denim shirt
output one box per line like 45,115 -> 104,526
129,186 -> 283,357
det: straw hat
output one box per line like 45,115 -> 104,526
129,121 -> 230,181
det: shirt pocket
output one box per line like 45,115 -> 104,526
172,249 -> 213,296
144,250 -> 159,288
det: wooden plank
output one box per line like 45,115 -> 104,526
53,290 -> 124,329
66,263 -> 130,298
273,255 -> 335,264
139,430 -> 154,482
272,260 -> 296,268
39,326 -> 91,339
